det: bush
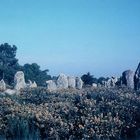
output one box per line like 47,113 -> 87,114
1,87 -> 140,139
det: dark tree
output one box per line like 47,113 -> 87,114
97,77 -> 106,84
81,72 -> 96,85
0,43 -> 19,84
22,63 -> 51,86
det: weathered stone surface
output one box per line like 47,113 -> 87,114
26,80 -> 32,87
103,77 -> 118,88
31,81 -> 37,88
46,80 -> 57,91
14,71 -> 26,91
105,78 -> 112,88
92,83 -> 97,88
0,79 -> 6,91
101,80 -> 106,87
30,81 -> 37,88
122,70 -> 134,89
67,76 -> 76,88
111,77 -> 118,86
134,63 -> 140,90
76,77 -> 83,89
97,83 -> 102,88
57,73 -> 68,89
27,80 -> 37,88
4,89 -> 16,95
28,80 -> 32,85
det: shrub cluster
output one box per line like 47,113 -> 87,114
0,87 -> 140,140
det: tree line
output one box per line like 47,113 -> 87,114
0,43 -> 51,86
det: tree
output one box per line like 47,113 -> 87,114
81,72 -> 96,86
97,77 -> 106,84
22,63 -> 51,86
0,43 -> 19,84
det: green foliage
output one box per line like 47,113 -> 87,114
81,72 -> 97,85
1,88 -> 140,139
0,43 -> 51,86
0,43 -> 19,84
22,63 -> 51,86
97,77 -> 106,84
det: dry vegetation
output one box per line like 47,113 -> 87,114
0,87 -> 140,140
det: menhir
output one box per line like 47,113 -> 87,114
134,63 -> 140,90
122,70 -> 134,89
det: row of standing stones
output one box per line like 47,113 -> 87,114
46,73 -> 83,91
0,71 -> 38,95
0,62 -> 140,94
97,62 -> 140,90
0,72 -> 83,94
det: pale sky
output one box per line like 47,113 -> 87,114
0,0 -> 140,77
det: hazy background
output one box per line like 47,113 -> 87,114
0,0 -> 140,77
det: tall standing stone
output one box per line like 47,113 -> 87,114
76,77 -> 83,89
122,70 -> 134,89
57,73 -> 68,89
134,63 -> 140,90
14,71 -> 26,91
0,79 -> 6,91
67,76 -> 76,88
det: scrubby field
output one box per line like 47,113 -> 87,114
0,87 -> 140,140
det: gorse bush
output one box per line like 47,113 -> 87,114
0,87 -> 140,140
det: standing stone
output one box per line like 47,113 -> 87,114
122,70 -> 134,89
111,77 -> 118,87
4,89 -> 16,95
30,81 -> 37,88
46,80 -> 57,91
134,63 -> 140,90
67,76 -> 76,88
57,73 -> 68,89
14,71 -> 26,91
101,80 -> 106,87
92,83 -> 97,88
106,78 -> 112,88
28,80 -> 32,85
97,83 -> 102,88
27,80 -> 37,88
102,77 -> 118,88
32,81 -> 37,88
76,77 -> 83,89
26,80 -> 32,88
0,79 -> 6,91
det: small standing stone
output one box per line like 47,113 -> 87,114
67,76 -> 76,88
46,80 -> 57,91
76,77 -> 83,89
92,83 -> 97,88
0,79 -> 6,91
57,73 -> 68,89
14,71 -> 26,91
30,81 -> 37,88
